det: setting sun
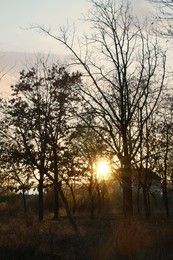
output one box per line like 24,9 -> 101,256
95,159 -> 110,180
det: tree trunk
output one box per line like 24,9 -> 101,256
53,182 -> 59,220
52,145 -> 60,220
101,191 -> 105,210
121,153 -> 133,217
121,167 -> 133,217
96,183 -> 101,214
41,167 -> 80,236
136,185 -> 141,215
53,165 -> 59,220
142,185 -> 150,218
121,130 -> 133,217
22,188 -> 27,216
163,127 -> 170,218
65,181 -> 77,215
69,185 -> 76,215
58,182 -> 81,236
38,173 -> 44,221
162,181 -> 170,218
89,181 -> 95,220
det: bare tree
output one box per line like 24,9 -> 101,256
69,120 -> 108,220
149,0 -> 173,36
0,59 -> 81,226
153,94 -> 173,217
36,0 -> 166,217
0,162 -> 34,216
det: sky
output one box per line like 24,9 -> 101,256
0,0 -> 154,93
0,0 -> 91,53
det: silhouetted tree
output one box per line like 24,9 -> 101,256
149,0 -> 173,36
0,59 -> 82,224
0,162 -> 34,216
69,119 -> 108,220
37,1 -> 166,216
153,94 -> 173,217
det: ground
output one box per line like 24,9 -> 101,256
0,212 -> 173,260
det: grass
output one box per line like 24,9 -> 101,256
0,213 -> 173,260
0,196 -> 173,260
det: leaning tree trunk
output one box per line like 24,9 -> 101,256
64,181 -> 77,215
57,182 -> 81,237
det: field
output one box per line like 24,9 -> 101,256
0,196 -> 173,260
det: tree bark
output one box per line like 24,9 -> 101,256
163,181 -> 170,218
22,188 -> 27,216
121,133 -> 133,217
163,126 -> 170,218
96,182 -> 101,214
52,145 -> 60,220
89,181 -> 95,220
136,185 -> 141,215
58,182 -> 81,236
69,185 -> 76,215
121,167 -> 133,217
38,173 -> 44,221
53,182 -> 59,220
142,185 -> 150,218
53,164 -> 59,220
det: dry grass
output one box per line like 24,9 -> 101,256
0,206 -> 173,259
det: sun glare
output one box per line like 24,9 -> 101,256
95,159 -> 110,180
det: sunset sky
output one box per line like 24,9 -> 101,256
0,0 -> 154,93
